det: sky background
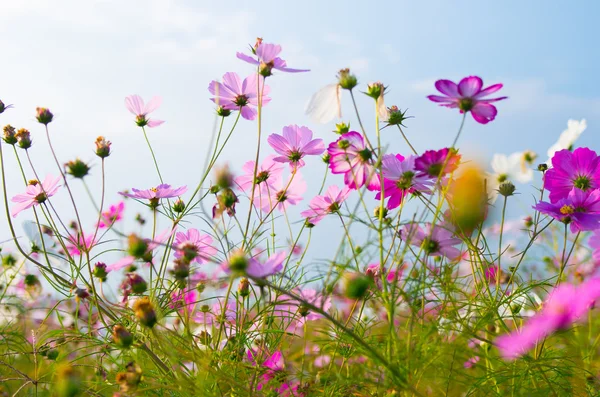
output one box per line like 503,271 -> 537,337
0,0 -> 598,277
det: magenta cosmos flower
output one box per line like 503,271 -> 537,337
400,222 -> 462,260
208,72 -> 271,121
237,39 -> 309,76
427,76 -> 507,124
97,201 -> 125,228
415,148 -> 461,179
66,231 -> 97,256
235,154 -> 284,193
327,131 -> 379,191
267,125 -> 325,170
301,185 -> 351,225
11,175 -> 61,217
544,148 -> 600,203
496,278 -> 600,360
174,228 -> 217,265
256,172 -> 306,213
124,95 -> 165,128
534,188 -> 600,232
120,184 -> 187,205
377,154 -> 433,210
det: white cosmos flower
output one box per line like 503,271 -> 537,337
487,151 -> 536,202
305,83 -> 341,123
546,119 -> 587,163
498,290 -> 542,320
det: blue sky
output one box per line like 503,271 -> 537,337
0,0 -> 598,272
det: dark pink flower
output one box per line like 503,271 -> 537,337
237,40 -> 309,76
208,72 -> 270,120
120,184 -> 187,202
97,201 -> 125,228
11,175 -> 61,217
427,76 -> 507,124
415,148 -> 461,179
235,154 -> 284,193
534,188 -> 600,232
173,228 -> 217,265
301,185 -> 350,225
124,95 -> 164,128
544,148 -> 600,203
267,125 -> 325,170
327,131 -> 379,191
400,222 -> 462,260
377,154 -> 433,210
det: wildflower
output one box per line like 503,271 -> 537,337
301,185 -> 351,225
65,158 -> 90,179
0,100 -> 13,114
337,68 -> 358,90
544,148 -> 600,203
546,119 -> 587,162
120,184 -> 187,207
385,106 -> 411,127
15,128 -> 32,149
498,182 -> 516,197
400,222 -> 462,260
234,154 -> 284,193
415,148 -> 461,179
124,95 -> 164,128
35,107 -> 53,125
246,251 -> 288,278
208,72 -> 271,121
214,164 -> 234,190
427,76 -> 507,124
112,325 -> 133,348
365,82 -> 389,120
2,125 -> 17,145
94,136 -> 111,158
133,297 -> 157,327
11,175 -> 61,217
533,188 -> 600,232
173,228 -> 217,265
65,231 -> 97,256
93,262 -> 108,282
327,131 -> 379,191
256,172 -> 306,213
97,202 -> 125,228
268,125 -> 325,170
446,165 -> 488,235
343,272 -> 373,300
236,40 -> 309,77
495,278 -> 600,360
212,188 -> 239,218
377,154 -> 433,210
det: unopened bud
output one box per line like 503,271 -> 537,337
112,325 -> 134,348
15,128 -> 32,149
128,273 -> 147,294
2,125 -> 17,145
334,122 -> 350,135
36,107 -> 53,125
116,362 -> 142,393
215,165 -> 234,190
216,106 -> 232,117
238,278 -> 250,297
365,82 -> 385,100
133,297 -> 157,327
337,68 -> 358,90
0,100 -> 13,114
93,262 -> 108,282
386,106 -> 411,127
172,199 -> 185,213
498,182 -> 516,197
343,272 -> 372,300
127,235 -> 148,259
94,136 -> 111,158
65,158 -> 90,179
537,163 -> 548,172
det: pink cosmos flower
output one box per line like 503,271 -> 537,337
464,356 -> 480,369
256,172 -> 306,213
400,222 -> 462,260
124,95 -> 164,128
377,154 -> 433,210
246,251 -> 288,278
415,148 -> 461,179
301,185 -> 351,225
544,148 -> 600,203
427,76 -> 507,124
327,131 -> 379,191
193,300 -> 236,326
237,40 -> 309,76
107,229 -> 173,272
120,184 -> 187,203
234,154 -> 284,193
97,201 -> 125,228
267,125 -> 325,170
173,228 -> 217,265
534,188 -> 600,232
11,175 -> 61,217
66,231 -> 97,256
208,72 -> 271,120
496,278 -> 600,360
590,231 -> 600,265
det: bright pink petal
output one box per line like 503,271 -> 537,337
458,76 -> 483,97
435,80 -> 459,97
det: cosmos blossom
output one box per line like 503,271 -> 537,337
377,154 -> 433,210
427,76 -> 507,124
245,251 -> 288,278
533,188 -> 600,232
11,175 -> 61,218
544,147 -> 600,203
327,131 -> 379,191
400,222 -> 462,260
256,172 -> 306,213
65,231 -> 97,256
173,228 -> 217,265
546,119 -> 587,163
414,148 -> 461,179
301,185 -> 351,225
236,39 -> 309,75
107,229 -> 173,272
124,95 -> 164,128
234,154 -> 284,193
97,202 -> 125,228
267,125 -> 325,170
208,72 -> 271,120
120,184 -> 187,204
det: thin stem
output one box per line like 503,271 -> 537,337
142,126 -> 164,184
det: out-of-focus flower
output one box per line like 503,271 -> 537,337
327,131 -> 379,191
268,125 -> 325,170
446,165 -> 488,235
301,185 -> 351,225
237,40 -> 309,76
546,119 -> 587,162
173,228 -> 217,265
415,148 -> 461,180
120,184 -> 187,207
35,107 -> 53,125
544,148 -> 600,203
400,222 -> 462,260
427,76 -> 507,124
235,154 -> 284,193
246,251 -> 288,278
124,95 -> 164,128
11,175 -> 61,217
66,231 -> 97,256
256,172 -> 306,213
208,72 -> 270,121
98,202 -> 125,228
534,188 -> 600,232
95,136 -> 111,158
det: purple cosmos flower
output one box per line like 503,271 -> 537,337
235,154 -> 284,193
256,172 -> 306,213
97,202 -> 125,228
11,175 -> 61,217
124,95 -> 165,128
427,76 -> 507,124
267,125 -> 325,170
237,39 -> 309,76
173,228 -> 217,265
246,251 -> 288,278
208,72 -> 271,121
376,154 -> 433,210
400,222 -> 462,260
415,148 -> 461,179
327,131 -> 379,191
544,148 -> 600,203
120,184 -> 187,204
496,278 -> 600,360
534,188 -> 600,232
301,185 -> 351,225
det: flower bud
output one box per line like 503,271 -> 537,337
213,188 -> 239,218
127,234 -> 148,259
65,158 -> 90,179
215,164 -> 234,190
126,273 -> 147,294
337,68 -> 358,90
216,106 -> 232,117
116,362 -> 142,393
93,262 -> 108,282
334,122 -> 350,135
374,206 -> 388,219
2,254 -> 16,267
135,213 -> 146,226
133,297 -> 157,327
0,100 -> 13,114
198,330 -> 212,345
365,82 -> 385,100
343,272 -> 372,300
172,199 -> 185,213
36,107 -> 53,125
498,182 -> 516,197
227,250 -> 248,273
112,325 -> 134,348
74,287 -> 90,302
170,258 -> 190,282
238,278 -> 250,297
94,136 -> 111,158
321,153 -> 331,163
15,128 -> 32,149
2,125 -> 17,145
386,106 -> 411,127
524,216 -> 533,228
537,163 -> 548,172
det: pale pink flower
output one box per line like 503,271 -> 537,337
301,185 -> 351,225
234,154 -> 284,193
237,41 -> 309,75
208,72 -> 270,120
120,184 -> 187,202
11,175 -> 61,217
124,95 -> 164,128
173,228 -> 217,265
255,172 -> 306,213
267,125 -> 325,170
327,131 -> 379,191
